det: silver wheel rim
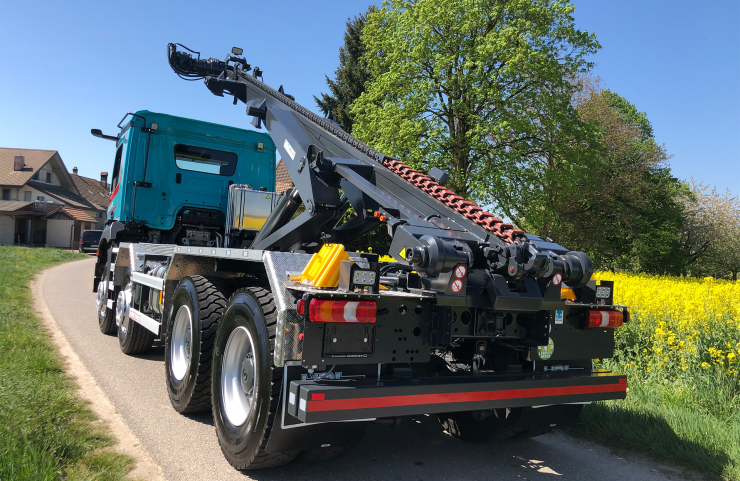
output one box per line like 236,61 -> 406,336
96,279 -> 108,322
115,282 -> 132,335
171,305 -> 193,382
221,324 -> 257,427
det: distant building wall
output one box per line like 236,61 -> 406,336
0,216 -> 14,245
46,218 -> 74,248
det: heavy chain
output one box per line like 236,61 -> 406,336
382,158 -> 524,243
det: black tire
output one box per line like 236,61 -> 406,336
97,247 -> 117,335
117,271 -> 156,355
212,286 -> 298,470
165,276 -> 232,413
439,405 -> 583,443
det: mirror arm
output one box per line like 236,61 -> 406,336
91,129 -> 118,141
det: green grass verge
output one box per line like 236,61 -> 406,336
0,246 -> 134,481
570,366 -> 740,480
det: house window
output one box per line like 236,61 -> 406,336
97,211 -> 103,218
24,191 -> 32,201
32,172 -> 39,181
46,172 -> 52,183
2,189 -> 10,200
37,196 -> 45,202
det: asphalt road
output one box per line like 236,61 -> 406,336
42,258 -> 690,481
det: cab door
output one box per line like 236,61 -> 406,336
107,130 -> 131,222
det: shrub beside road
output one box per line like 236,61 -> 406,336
573,272 -> 740,480
0,246 -> 132,480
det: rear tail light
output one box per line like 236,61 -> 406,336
587,309 -> 623,328
308,299 -> 376,324
296,299 -> 306,315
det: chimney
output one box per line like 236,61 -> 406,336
13,154 -> 25,171
73,166 -> 78,175
100,172 -> 108,188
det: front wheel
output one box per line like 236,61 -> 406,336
212,286 -> 298,470
97,247 -> 117,335
116,271 -> 155,355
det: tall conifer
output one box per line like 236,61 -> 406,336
314,6 -> 376,133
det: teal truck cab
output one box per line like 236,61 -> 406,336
91,111 -> 275,287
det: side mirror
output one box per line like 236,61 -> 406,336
91,129 -> 118,141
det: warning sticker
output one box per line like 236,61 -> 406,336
284,139 -> 296,160
537,338 -> 555,360
555,310 -> 564,325
552,273 -> 562,286
450,279 -> 463,293
454,265 -> 466,278
398,247 -> 407,259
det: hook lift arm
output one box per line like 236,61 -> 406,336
167,43 -> 592,310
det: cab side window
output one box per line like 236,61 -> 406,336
110,135 -> 128,193
174,144 -> 237,176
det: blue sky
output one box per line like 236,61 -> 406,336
1,0 -> 737,195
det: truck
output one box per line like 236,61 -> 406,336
89,42 -> 628,470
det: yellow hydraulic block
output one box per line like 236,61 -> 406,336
291,244 -> 350,288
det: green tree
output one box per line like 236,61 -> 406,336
314,6 -> 376,133
540,86 -> 688,274
681,180 -> 740,279
352,0 -> 599,203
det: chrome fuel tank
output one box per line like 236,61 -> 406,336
226,184 -> 280,233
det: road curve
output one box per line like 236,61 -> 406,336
42,258 -> 688,481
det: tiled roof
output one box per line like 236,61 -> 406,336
276,159 -> 293,193
0,200 -> 32,212
44,206 -> 95,223
0,148 -> 57,187
71,174 -> 108,211
27,180 -> 95,210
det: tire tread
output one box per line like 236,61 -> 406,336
218,284 -> 299,470
175,275 -> 232,413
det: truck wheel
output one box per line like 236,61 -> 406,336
165,276 -> 232,413
97,248 -> 117,335
439,405 -> 584,443
116,271 -> 155,355
212,287 -> 298,470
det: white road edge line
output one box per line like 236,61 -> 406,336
33,265 -> 165,481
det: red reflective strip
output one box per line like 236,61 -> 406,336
108,184 -> 119,205
311,392 -> 325,401
306,381 -> 626,412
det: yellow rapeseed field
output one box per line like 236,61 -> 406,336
594,272 -> 740,377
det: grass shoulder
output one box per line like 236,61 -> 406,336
570,368 -> 740,480
0,246 -> 133,480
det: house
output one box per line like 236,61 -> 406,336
0,148 -> 102,248
71,167 -> 109,230
276,159 -> 293,192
